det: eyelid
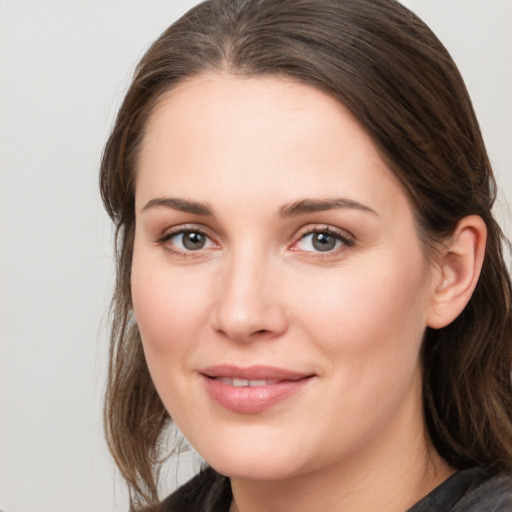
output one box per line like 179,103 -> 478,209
156,224 -> 220,255
154,223 -> 354,257
290,225 -> 355,253
156,223 -> 208,241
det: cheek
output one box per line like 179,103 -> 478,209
294,254 -> 431,369
131,253 -> 210,360
291,258 -> 430,443
130,255 -> 214,421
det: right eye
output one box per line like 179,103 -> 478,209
160,229 -> 217,253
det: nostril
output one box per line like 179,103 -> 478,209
211,292 -> 289,341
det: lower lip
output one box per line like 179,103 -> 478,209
203,376 -> 312,414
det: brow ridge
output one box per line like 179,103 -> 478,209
280,198 -> 377,217
141,197 -> 213,216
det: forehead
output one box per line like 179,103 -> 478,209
143,73 -> 373,158
136,73 -> 409,220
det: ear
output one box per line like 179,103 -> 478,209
427,215 -> 487,329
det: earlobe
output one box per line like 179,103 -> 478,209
427,215 -> 487,329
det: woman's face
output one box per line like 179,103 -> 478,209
132,74 -> 439,481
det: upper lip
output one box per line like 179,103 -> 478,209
200,365 -> 314,381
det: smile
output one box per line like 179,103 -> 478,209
200,365 -> 315,414
214,377 -> 280,387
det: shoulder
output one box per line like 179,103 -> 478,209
156,466 -> 231,512
154,465 -> 512,512
409,467 -> 512,512
453,469 -> 512,512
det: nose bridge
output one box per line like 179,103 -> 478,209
212,241 -> 287,341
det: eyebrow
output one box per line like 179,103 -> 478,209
141,197 -> 213,216
141,196 -> 377,217
279,198 -> 377,217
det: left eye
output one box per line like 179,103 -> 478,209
295,231 -> 346,252
167,230 -> 214,251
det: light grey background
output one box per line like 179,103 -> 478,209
0,1 -> 511,511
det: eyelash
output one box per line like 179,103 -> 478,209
156,226 -> 218,258
156,225 -> 355,258
291,226 -> 355,256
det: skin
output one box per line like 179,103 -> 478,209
131,74 -> 484,511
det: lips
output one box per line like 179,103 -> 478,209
215,377 -> 280,387
200,365 -> 314,413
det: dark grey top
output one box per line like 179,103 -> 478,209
159,466 -> 512,512
408,467 -> 512,512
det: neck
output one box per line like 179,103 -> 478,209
231,449 -> 450,512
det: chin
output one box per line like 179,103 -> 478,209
210,454 -> 306,481
189,427 -> 311,481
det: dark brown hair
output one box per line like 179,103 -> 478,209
100,0 -> 512,508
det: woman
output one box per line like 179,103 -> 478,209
100,0 -> 512,510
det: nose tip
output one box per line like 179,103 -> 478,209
211,262 -> 288,342
214,307 -> 287,342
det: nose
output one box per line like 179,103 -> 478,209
211,251 -> 289,342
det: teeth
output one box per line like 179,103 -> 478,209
248,379 -> 267,387
215,377 -> 278,387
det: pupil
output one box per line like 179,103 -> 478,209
313,233 -> 336,252
183,232 -> 205,250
